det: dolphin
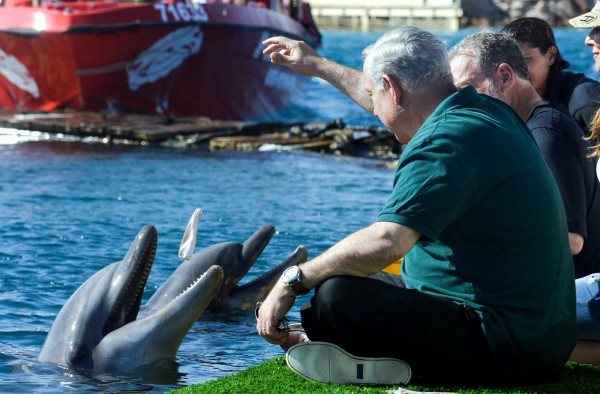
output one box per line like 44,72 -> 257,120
144,224 -> 309,313
38,225 -> 224,373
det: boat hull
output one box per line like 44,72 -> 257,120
0,1 -> 320,120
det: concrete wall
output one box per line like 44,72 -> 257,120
306,0 -> 463,31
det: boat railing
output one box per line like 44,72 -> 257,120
193,0 -> 304,21
0,0 -> 121,8
1,0 -> 306,24
44,0 -> 120,10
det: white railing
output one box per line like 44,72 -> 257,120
307,0 -> 459,7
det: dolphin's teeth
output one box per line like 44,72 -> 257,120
171,272 -> 204,302
105,232 -> 156,333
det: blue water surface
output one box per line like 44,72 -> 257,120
0,27 -> 597,393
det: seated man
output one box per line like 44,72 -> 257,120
449,31 -> 600,365
256,26 -> 575,386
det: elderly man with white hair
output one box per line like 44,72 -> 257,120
256,26 -> 575,386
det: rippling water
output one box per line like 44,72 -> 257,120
0,27 -> 597,393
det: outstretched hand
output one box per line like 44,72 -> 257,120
256,281 -> 297,345
262,36 -> 322,77
263,35 -> 374,115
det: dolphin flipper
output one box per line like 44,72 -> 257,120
179,208 -> 202,260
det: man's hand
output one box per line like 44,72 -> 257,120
262,36 -> 323,77
256,280 -> 297,345
263,36 -> 375,114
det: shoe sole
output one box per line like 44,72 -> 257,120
286,341 -> 411,385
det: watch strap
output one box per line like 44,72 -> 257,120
288,278 -> 309,296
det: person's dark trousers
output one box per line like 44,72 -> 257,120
299,274 -> 497,384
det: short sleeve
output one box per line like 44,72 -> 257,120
378,139 -> 474,241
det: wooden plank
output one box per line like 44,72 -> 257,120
0,109 -> 294,145
0,109 -> 402,162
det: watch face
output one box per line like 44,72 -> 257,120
283,266 -> 300,282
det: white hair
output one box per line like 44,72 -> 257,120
362,26 -> 452,93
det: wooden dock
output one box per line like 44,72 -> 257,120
0,110 -> 291,147
0,110 -> 401,162
308,0 -> 463,31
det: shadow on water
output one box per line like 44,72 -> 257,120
0,350 -> 176,393
0,349 -> 181,392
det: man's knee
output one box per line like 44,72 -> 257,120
313,275 -> 364,309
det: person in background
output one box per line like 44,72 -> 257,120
449,31 -> 600,365
570,1 -> 600,73
502,17 -> 600,133
256,26 -> 575,386
569,3 -> 600,364
588,110 -> 600,165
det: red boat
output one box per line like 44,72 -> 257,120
0,0 -> 321,120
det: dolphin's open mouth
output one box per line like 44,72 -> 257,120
103,226 -> 158,336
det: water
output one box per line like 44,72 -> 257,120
0,27 -> 598,393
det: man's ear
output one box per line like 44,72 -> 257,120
382,74 -> 403,105
496,63 -> 514,91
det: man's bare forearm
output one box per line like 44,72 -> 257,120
301,221 -> 419,290
262,36 -> 374,114
318,58 -> 374,114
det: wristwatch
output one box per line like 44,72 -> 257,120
281,265 -> 310,295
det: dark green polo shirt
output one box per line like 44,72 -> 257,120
378,86 -> 575,380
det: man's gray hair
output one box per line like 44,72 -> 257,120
449,31 -> 530,80
362,26 -> 452,93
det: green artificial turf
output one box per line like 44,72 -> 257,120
168,357 -> 600,394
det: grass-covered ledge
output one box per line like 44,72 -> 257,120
168,356 -> 600,394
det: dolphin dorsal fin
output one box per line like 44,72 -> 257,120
178,208 -> 202,260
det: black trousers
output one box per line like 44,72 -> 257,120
299,274 -> 498,384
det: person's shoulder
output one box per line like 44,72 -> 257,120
532,100 -> 571,118
445,86 -> 518,119
526,103 -> 554,130
437,89 -> 526,138
529,101 -> 586,141
564,71 -> 600,93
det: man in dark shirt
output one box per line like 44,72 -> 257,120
450,30 -> 600,363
